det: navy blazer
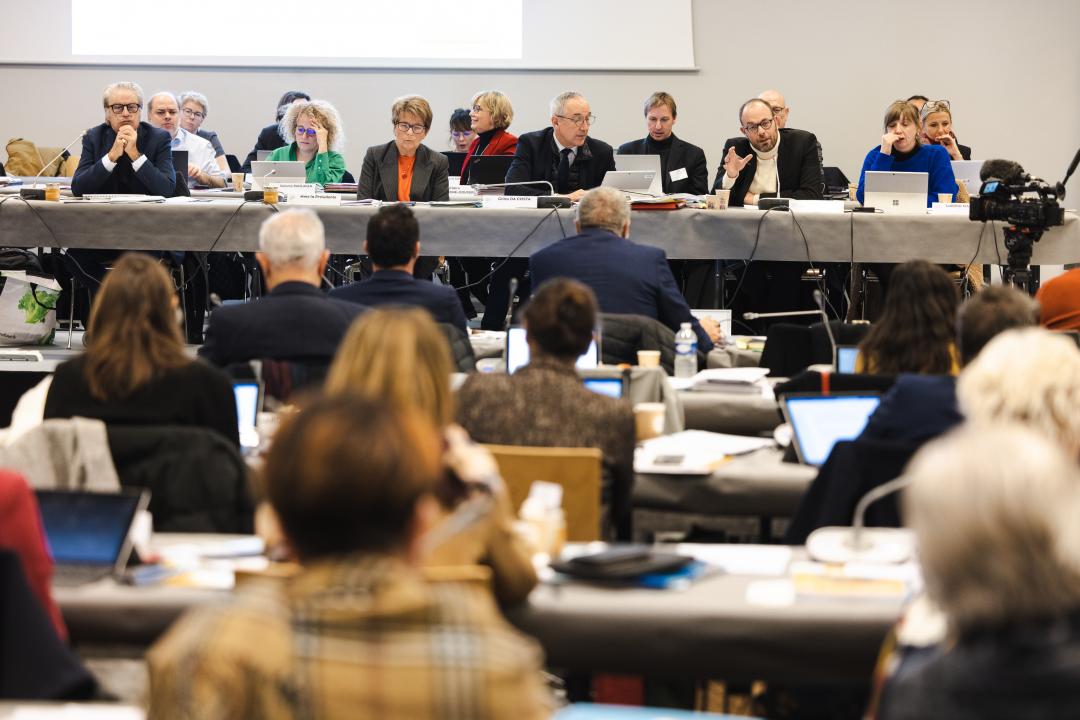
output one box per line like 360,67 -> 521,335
529,227 -> 714,352
505,127 -> 616,196
617,134 -> 709,195
71,121 -> 175,197
330,270 -> 467,332
198,282 -> 365,367
859,374 -> 962,445
710,127 -> 824,206
356,142 -> 449,202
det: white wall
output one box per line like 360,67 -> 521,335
2,0 -> 1078,197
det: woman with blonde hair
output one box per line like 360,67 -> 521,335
460,90 -> 517,184
919,99 -> 971,161
267,98 -> 346,185
325,307 -> 537,604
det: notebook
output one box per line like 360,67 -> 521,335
36,489 -> 148,586
863,171 -> 928,213
780,393 -> 881,466
505,326 -> 598,374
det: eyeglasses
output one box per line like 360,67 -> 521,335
450,130 -> 474,139
395,122 -> 428,135
181,108 -> 206,120
743,117 -> 774,133
108,103 -> 142,115
555,114 -> 596,127
296,126 -> 317,137
922,99 -> 951,114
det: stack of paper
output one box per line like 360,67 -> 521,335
688,367 -> 770,394
635,429 -> 772,474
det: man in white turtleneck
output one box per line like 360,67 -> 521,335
711,98 -> 822,207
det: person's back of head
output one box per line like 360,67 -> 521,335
83,253 -> 187,401
956,285 -> 1039,366
523,278 -> 597,362
264,394 -> 442,560
365,204 -> 419,269
575,187 -> 631,237
1036,267 -> 1080,332
257,208 -> 326,273
957,327 -> 1080,458
325,307 -> 454,428
905,423 -> 1080,636
858,260 -> 959,374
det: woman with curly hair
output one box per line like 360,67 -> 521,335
267,98 -> 346,185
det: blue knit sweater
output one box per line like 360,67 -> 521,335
856,142 -> 958,207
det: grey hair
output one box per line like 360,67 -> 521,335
576,187 -> 631,235
102,81 -> 144,108
257,208 -> 326,269
904,423 -> 1080,635
550,91 -> 585,118
146,91 -> 178,114
178,90 -> 209,115
278,99 -> 346,152
957,327 -> 1080,457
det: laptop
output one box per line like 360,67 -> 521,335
442,151 -> 466,177
170,149 -> 188,175
505,325 -> 599,374
234,380 -> 263,451
602,169 -> 659,196
36,488 -> 149,586
466,155 -> 514,186
951,160 -> 982,196
255,150 -> 273,162
863,171 -> 928,214
614,154 -> 664,195
578,367 -> 630,399
780,393 -> 881,466
823,166 -> 851,199
250,160 -> 307,190
835,345 -> 859,374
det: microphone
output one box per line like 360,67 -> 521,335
813,289 -> 838,367
20,131 -> 84,199
979,158 -> 1028,184
805,475 -> 916,564
1058,145 -> 1080,200
742,309 -> 822,320
502,277 -> 519,331
244,168 -> 277,201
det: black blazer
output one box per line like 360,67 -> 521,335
616,134 -> 709,195
330,270 -> 467,332
710,127 -> 824,206
241,123 -> 286,173
505,127 -> 616,196
71,122 -> 175,197
198,281 -> 366,366
357,142 -> 449,202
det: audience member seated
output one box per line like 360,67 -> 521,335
146,394 -> 552,719
460,90 -> 518,183
919,99 -> 972,161
957,327 -> 1080,458
529,186 -> 720,352
241,90 -> 309,173
448,107 -> 474,152
324,308 -> 536,604
200,208 -> 364,368
617,91 -> 708,195
456,279 -> 635,539
147,91 -> 225,188
876,424 -> 1080,720
43,254 -> 238,446
71,80 -> 176,198
856,260 -> 959,374
329,204 -> 467,332
1036,267 -> 1080,332
856,100 -> 958,207
357,95 -> 450,202
178,90 -> 229,173
266,99 -> 346,185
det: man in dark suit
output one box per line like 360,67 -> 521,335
240,90 -> 309,173
330,204 -> 467,333
199,209 -> 364,367
529,187 -> 721,352
504,91 -> 616,200
71,81 -> 176,198
617,91 -> 708,196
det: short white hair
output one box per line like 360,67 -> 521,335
258,209 -> 325,269
576,187 -> 630,235
905,423 -> 1080,634
102,81 -> 143,107
957,327 -> 1080,457
550,91 -> 585,117
178,90 -> 209,115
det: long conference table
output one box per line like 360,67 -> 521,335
1,195 -> 1078,263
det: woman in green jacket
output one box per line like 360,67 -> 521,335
267,99 -> 346,185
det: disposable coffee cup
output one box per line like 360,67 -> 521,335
637,349 -> 661,367
634,402 -> 666,442
231,172 -> 245,192
707,189 -> 731,210
937,193 -> 952,204
848,183 -> 858,201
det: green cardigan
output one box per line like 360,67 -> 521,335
266,142 -> 345,185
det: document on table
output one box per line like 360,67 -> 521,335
635,430 -> 773,474
673,543 -> 793,576
61,194 -> 166,203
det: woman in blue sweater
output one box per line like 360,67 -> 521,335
856,100 -> 958,207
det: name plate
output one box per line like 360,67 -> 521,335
481,195 -> 539,209
787,199 -> 846,214
275,183 -> 323,194
929,202 -> 970,215
284,193 -> 341,206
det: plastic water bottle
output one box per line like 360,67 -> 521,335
674,322 -> 697,379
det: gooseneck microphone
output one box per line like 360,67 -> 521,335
813,289 -> 838,365
502,277 -> 519,330
805,475 -> 917,564
20,131 -> 85,199
742,309 -> 822,321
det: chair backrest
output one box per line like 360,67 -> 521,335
225,154 -> 242,173
439,323 -> 477,372
600,313 -> 677,373
483,444 -> 602,542
762,320 -> 872,376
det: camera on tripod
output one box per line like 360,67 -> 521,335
969,176 -> 1064,229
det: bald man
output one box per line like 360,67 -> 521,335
758,89 -> 789,129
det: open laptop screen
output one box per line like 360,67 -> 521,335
234,380 -> 261,449
506,326 -> 598,374
782,394 -> 881,466
36,490 -> 143,567
835,346 -> 859,374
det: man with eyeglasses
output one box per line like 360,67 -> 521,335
71,81 -> 176,198
147,92 -> 226,189
505,91 -> 615,200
